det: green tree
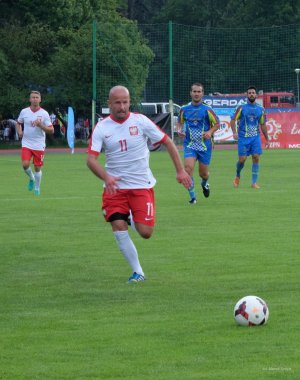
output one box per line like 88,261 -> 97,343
141,0 -> 300,100
0,0 -> 155,118
155,0 -> 231,27
122,0 -> 167,22
221,0 -> 300,27
0,23 -> 57,115
96,21 -> 154,107
155,0 -> 300,27
0,0 -> 122,29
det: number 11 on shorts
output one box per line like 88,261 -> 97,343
147,202 -> 154,218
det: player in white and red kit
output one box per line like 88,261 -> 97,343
87,86 -> 192,283
16,91 -> 54,195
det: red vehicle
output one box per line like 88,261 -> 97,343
258,91 -> 296,108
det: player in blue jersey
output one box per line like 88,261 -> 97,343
230,86 -> 269,189
176,83 -> 220,204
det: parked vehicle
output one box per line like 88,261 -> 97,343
259,91 -> 296,108
136,102 -> 181,117
101,102 -> 181,116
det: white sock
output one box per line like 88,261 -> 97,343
34,171 -> 42,190
24,168 -> 35,181
113,230 -> 144,276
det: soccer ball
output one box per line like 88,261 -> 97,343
234,295 -> 269,326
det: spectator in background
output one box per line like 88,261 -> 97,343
55,108 -> 67,137
3,122 -> 10,141
83,118 -> 90,140
75,120 -> 82,139
50,112 -> 56,125
7,118 -> 18,140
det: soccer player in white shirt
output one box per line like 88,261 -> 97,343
87,85 -> 192,283
16,91 -> 54,196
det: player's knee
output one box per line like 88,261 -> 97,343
136,225 -> 153,239
22,161 -> 30,170
140,231 -> 152,239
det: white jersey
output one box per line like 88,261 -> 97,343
18,107 -> 52,150
89,112 -> 167,189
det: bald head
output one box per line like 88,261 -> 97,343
108,86 -> 131,121
109,86 -> 130,100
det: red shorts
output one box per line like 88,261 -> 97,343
21,147 -> 45,167
102,188 -> 155,227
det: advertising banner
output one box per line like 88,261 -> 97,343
203,96 -> 247,108
214,108 -> 235,143
263,110 -> 300,149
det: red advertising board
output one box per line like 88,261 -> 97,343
263,111 -> 300,149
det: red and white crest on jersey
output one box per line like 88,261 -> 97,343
129,126 -> 139,136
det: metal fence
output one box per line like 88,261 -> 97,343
94,21 -> 300,127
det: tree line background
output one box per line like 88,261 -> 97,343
1,0 -> 300,119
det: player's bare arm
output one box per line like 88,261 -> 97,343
87,154 -> 121,195
261,123 -> 269,148
230,120 -> 238,140
176,121 -> 185,137
16,122 -> 23,138
163,137 -> 192,189
203,122 -> 220,140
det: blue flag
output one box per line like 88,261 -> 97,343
67,106 -> 75,153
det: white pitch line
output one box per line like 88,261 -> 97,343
0,196 -> 99,202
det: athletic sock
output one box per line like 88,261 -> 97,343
201,176 -> 209,187
24,167 -> 35,181
34,171 -> 42,190
113,230 -> 144,276
252,163 -> 259,184
236,161 -> 244,177
188,176 -> 196,200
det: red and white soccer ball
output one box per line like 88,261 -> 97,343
234,295 -> 269,326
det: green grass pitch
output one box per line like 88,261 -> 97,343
0,148 -> 299,379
